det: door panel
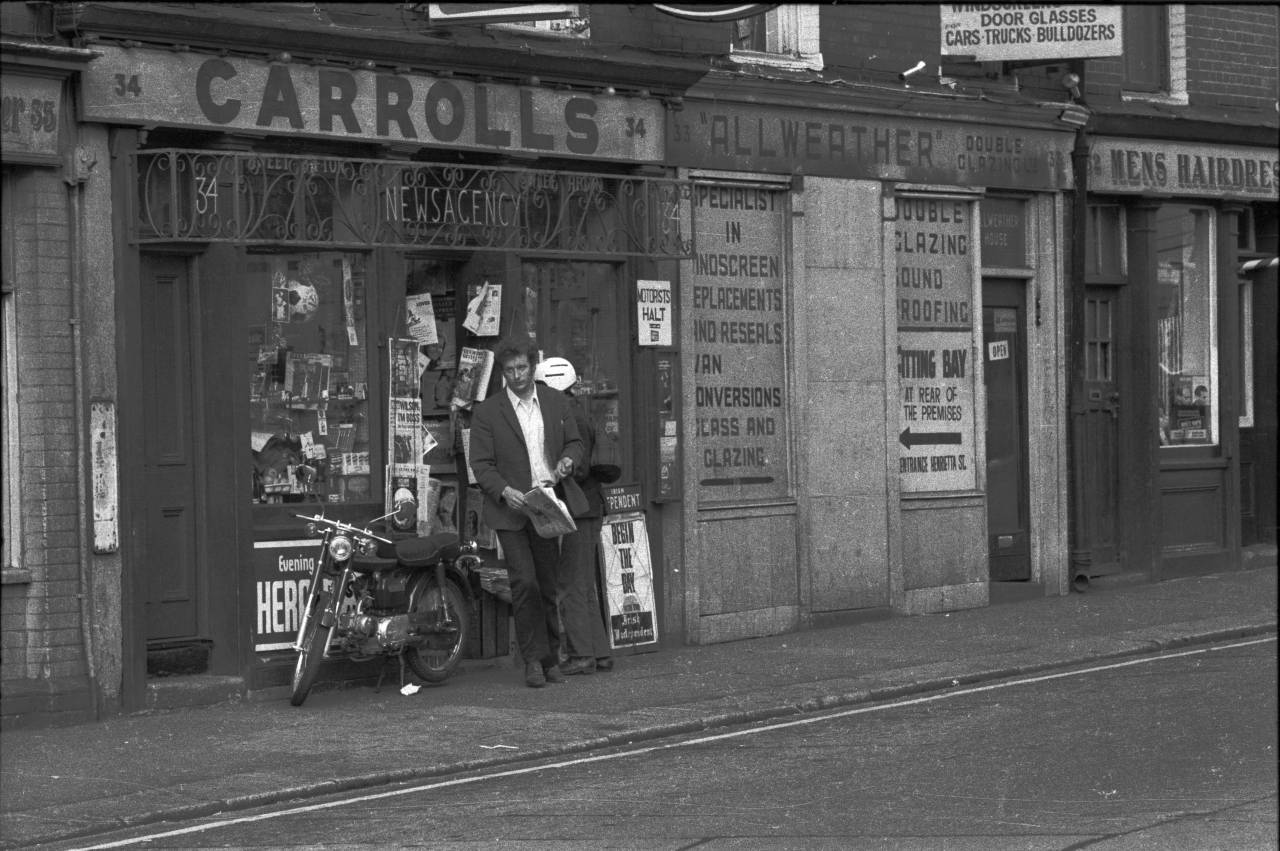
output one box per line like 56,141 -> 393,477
1080,287 -> 1122,571
142,256 -> 200,640
982,280 -> 1030,580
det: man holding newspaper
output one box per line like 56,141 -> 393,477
469,336 -> 587,688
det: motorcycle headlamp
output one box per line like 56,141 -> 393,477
328,535 -> 353,562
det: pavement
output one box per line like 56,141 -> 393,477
1,559 -> 1276,850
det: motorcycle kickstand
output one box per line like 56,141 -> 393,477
374,655 -> 397,694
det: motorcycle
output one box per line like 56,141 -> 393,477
289,467 -> 480,707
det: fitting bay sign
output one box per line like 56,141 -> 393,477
82,45 -> 662,162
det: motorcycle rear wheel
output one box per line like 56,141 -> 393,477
290,593 -> 332,706
406,578 -> 470,683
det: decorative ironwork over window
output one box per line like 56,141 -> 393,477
131,149 -> 693,258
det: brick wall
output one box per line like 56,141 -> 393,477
823,3 -> 942,80
1085,5 -> 1277,111
1,166 -> 89,708
1185,4 -> 1279,108
588,5 -> 725,57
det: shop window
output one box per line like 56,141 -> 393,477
730,5 -> 823,71
1086,204 -> 1126,280
1156,205 -> 1216,448
249,251 -> 375,505
1122,4 -> 1187,105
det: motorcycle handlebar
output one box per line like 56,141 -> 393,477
294,513 -> 394,545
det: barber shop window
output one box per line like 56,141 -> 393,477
1156,205 -> 1217,448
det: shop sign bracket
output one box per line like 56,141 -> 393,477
130,149 -> 694,258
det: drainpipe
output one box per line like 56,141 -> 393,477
66,142 -> 99,716
1066,58 -> 1091,593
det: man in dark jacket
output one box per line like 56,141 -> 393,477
535,356 -> 615,675
470,339 -> 584,688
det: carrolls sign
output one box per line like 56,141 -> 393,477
80,45 -> 663,162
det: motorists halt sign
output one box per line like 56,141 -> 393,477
941,5 -> 1123,62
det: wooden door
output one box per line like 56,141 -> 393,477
141,256 -> 202,640
1078,286 -> 1123,572
982,280 -> 1030,580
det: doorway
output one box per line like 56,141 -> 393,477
1076,285 -> 1124,575
140,255 -> 208,672
982,279 -> 1030,580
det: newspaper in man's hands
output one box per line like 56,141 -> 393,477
521,485 -> 577,538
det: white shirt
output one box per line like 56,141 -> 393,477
507,385 -> 555,486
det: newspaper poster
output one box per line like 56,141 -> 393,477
600,513 -> 658,648
388,337 -> 421,399
452,347 -> 494,409
405,293 -> 439,345
462,280 -> 502,336
388,397 -> 422,477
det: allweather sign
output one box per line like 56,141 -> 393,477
940,5 -> 1123,62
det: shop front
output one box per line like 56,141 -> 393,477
80,44 -> 693,699
1080,136 -> 1279,578
666,77 -> 1077,642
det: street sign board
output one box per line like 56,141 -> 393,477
941,5 -> 1123,62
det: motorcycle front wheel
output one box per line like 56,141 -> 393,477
406,578 -> 470,683
290,592 -> 332,706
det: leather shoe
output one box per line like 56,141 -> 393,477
562,657 -> 595,675
543,664 -> 567,684
525,661 -> 546,688
594,657 -> 614,672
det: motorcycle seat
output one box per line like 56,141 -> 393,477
349,553 -> 399,572
395,532 -> 461,569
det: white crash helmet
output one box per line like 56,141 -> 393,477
534,356 -> 578,392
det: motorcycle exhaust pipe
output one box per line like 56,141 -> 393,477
1071,571 -> 1090,593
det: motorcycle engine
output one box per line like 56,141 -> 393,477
370,569 -> 411,610
376,615 -> 410,649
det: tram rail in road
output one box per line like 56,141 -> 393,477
57,635 -> 1278,851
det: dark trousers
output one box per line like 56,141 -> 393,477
558,517 -> 611,659
497,525 -> 562,667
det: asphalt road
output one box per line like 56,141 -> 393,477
58,638 -> 1277,850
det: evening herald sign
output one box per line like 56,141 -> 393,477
1088,139 -> 1280,202
667,100 -> 1072,191
253,539 -> 321,651
689,183 -> 790,503
80,45 -> 662,162
940,5 -> 1123,62
896,196 -> 978,493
